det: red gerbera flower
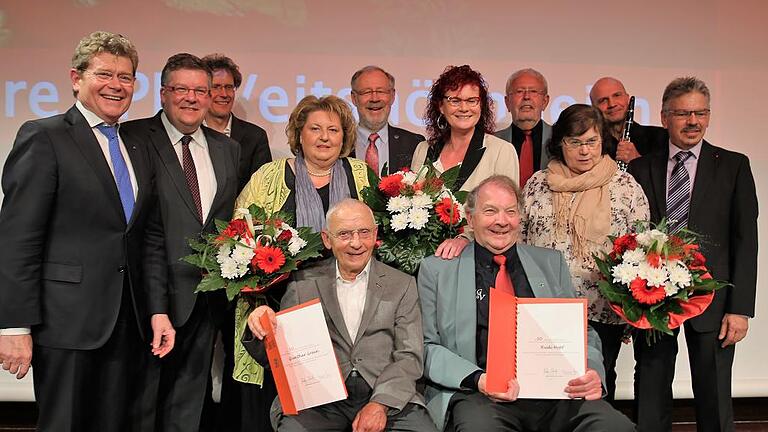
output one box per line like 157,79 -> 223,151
629,277 -> 666,305
252,245 -> 286,274
379,174 -> 405,197
435,197 -> 461,224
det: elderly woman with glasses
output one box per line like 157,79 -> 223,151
411,65 -> 520,258
521,103 -> 650,403
232,94 -> 370,430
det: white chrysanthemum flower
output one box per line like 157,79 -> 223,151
664,281 -> 679,297
391,212 -> 409,231
401,171 -> 418,185
612,262 -> 638,285
621,248 -> 645,264
288,236 -> 307,256
216,245 -> 231,264
219,257 -> 240,279
387,195 -> 411,213
408,207 -> 430,230
637,262 -> 668,287
410,192 -> 433,209
668,260 -> 692,289
230,242 -> 255,266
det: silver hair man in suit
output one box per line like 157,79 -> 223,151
122,53 -> 241,432
350,65 -> 424,175
418,175 -> 634,431
245,199 -> 437,432
494,68 -> 552,189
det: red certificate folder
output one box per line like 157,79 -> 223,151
486,294 -> 587,395
260,298 -> 347,415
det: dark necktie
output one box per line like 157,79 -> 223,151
365,132 -> 380,174
519,130 -> 534,189
96,124 -> 134,222
181,135 -> 203,222
667,151 -> 694,233
493,255 -> 516,296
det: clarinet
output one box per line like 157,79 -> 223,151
616,96 -> 635,171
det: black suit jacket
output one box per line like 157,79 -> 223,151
628,141 -> 758,332
350,124 -> 424,174
607,121 -> 668,160
122,112 -> 240,327
230,115 -> 272,192
0,106 -> 155,348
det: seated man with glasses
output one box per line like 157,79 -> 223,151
349,65 -> 424,176
244,199 -> 437,432
495,68 -> 553,189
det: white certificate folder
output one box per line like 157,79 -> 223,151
261,298 -> 347,414
487,293 -> 587,399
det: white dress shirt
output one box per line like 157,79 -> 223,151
161,112 -> 218,223
335,260 -> 371,342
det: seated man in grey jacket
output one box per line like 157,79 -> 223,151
244,199 -> 437,432
418,175 -> 634,431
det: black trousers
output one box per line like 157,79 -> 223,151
32,285 -> 145,432
589,321 -> 626,403
143,294 -> 219,432
448,391 -> 634,432
633,323 -> 735,432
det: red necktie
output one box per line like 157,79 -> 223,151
519,130 -> 534,189
365,132 -> 380,174
181,135 -> 203,222
492,255 -> 516,296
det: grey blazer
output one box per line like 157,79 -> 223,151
417,243 -> 605,429
274,258 -> 426,411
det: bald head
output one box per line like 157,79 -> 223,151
589,77 -> 630,126
325,199 -> 375,230
323,199 -> 377,280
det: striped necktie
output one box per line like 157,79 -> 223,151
667,151 -> 694,233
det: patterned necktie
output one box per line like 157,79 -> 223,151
365,132 -> 380,174
519,129 -> 534,189
667,151 -> 694,233
96,124 -> 134,222
181,135 -> 203,222
493,255 -> 516,296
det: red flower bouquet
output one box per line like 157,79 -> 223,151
361,163 -> 467,274
183,204 -> 323,301
594,220 -> 729,342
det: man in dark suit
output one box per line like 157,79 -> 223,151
494,68 -> 552,189
244,199 -> 437,432
590,77 -> 668,163
202,54 -> 272,191
350,66 -> 424,175
123,53 -> 241,432
200,53 -> 272,432
0,31 -> 155,432
418,175 -> 633,431
628,77 -> 758,432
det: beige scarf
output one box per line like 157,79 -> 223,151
546,156 -> 617,259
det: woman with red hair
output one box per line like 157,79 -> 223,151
412,65 -> 519,258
